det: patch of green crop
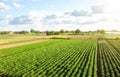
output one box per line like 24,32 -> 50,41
0,39 -> 97,77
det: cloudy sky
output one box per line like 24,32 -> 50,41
0,0 -> 120,31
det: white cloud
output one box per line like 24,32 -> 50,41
2,0 -> 41,2
9,11 -> 64,26
9,11 -> 44,25
9,15 -> 33,25
0,14 -> 11,21
2,0 -> 9,2
91,5 -> 105,13
5,14 -> 12,18
32,0 -> 40,2
8,8 -> 120,31
94,0 -> 120,13
66,10 -> 89,16
0,14 -> 12,26
13,2 -> 23,8
1,0 -> 120,31
0,2 -> 11,12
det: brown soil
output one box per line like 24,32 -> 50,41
14,36 -> 42,39
97,40 -> 102,77
0,39 -> 50,50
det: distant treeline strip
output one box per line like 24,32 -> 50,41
0,29 -> 105,35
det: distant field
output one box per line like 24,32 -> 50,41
105,34 -> 120,39
0,39 -> 120,77
0,34 -> 102,45
0,35 -> 41,45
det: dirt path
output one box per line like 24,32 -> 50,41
0,39 -> 50,50
97,40 -> 102,77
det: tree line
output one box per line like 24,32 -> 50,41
0,29 -> 105,35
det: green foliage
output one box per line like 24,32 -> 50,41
0,39 -> 97,77
0,31 -> 11,35
98,39 -> 120,77
14,31 -> 29,34
60,29 -> 65,33
30,28 -> 36,33
0,39 -> 119,77
75,29 -> 81,34
97,30 -> 105,34
46,31 -> 60,35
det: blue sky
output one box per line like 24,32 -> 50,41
0,0 -> 120,31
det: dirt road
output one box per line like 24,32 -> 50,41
0,39 -> 50,50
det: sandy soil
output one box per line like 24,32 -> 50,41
0,39 -> 50,50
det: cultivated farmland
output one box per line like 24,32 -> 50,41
98,39 -> 120,77
0,39 -> 120,77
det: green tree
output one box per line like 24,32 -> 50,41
97,30 -> 105,34
30,29 -> 36,33
60,29 -> 65,33
100,30 -> 105,34
75,29 -> 81,34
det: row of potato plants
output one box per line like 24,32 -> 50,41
98,39 -> 120,77
0,39 -> 97,77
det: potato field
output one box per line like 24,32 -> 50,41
0,39 -> 120,77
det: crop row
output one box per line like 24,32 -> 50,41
1,39 -> 120,77
98,39 -> 120,77
0,39 -> 97,77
